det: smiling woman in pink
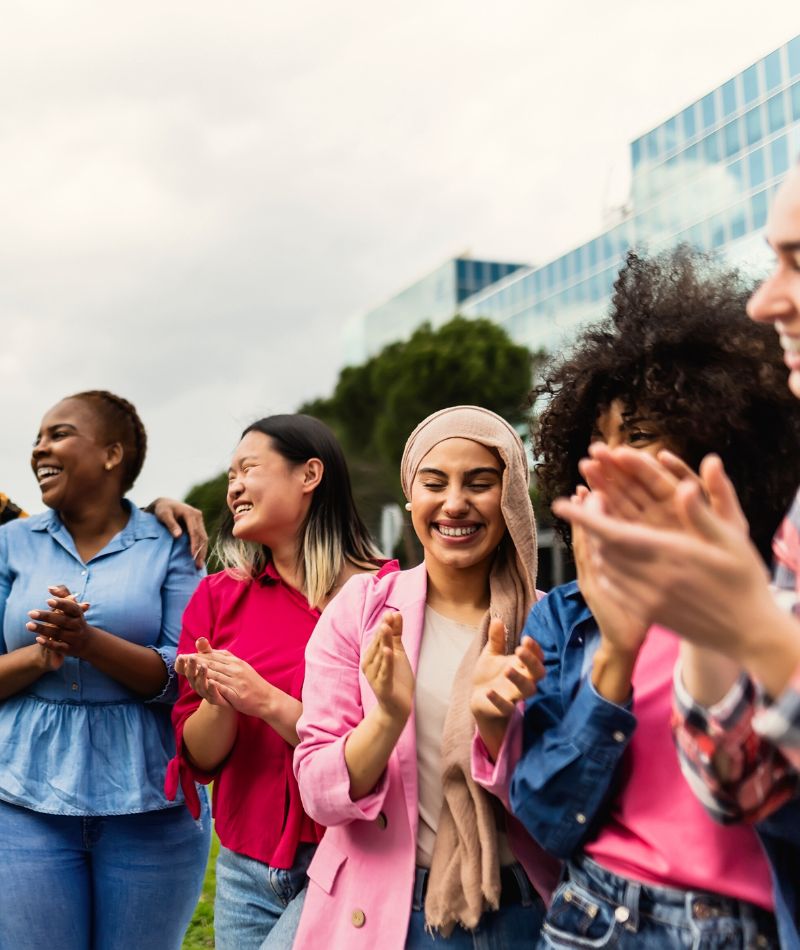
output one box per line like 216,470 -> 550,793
165,414 -> 392,950
292,406 -> 559,950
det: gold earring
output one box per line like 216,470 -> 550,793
105,462 -> 113,471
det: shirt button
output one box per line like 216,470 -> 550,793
351,909 -> 366,928
81,570 -> 87,576
614,906 -> 630,923
376,811 -> 388,830
71,683 -> 78,691
612,730 -> 626,743
575,813 -> 587,824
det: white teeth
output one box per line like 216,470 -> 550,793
437,524 -> 479,537
780,334 -> 800,353
37,467 -> 62,481
234,503 -> 253,514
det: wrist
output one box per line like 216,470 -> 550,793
592,642 -> 637,704
374,704 -> 409,734
736,605 -> 800,698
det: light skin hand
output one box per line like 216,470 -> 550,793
552,459 -> 800,697
150,498 -> 209,569
344,612 -> 414,800
361,611 -> 414,724
177,637 -> 238,773
470,617 -> 544,760
571,487 -> 648,704
175,638 -> 232,708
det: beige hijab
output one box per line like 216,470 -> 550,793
400,406 -> 537,933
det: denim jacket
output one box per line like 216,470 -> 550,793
509,581 -> 636,859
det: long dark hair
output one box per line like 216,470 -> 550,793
216,414 -> 382,606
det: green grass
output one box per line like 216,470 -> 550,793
182,830 -> 220,949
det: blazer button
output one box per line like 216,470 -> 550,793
376,811 -> 388,830
351,909 -> 366,928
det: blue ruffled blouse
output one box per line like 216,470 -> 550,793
0,502 -> 204,816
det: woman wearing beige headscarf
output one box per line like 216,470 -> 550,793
292,407 -> 560,950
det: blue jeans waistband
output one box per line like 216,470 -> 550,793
569,855 -> 776,934
411,863 -> 536,913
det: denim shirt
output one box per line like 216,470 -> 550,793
0,502 -> 204,816
509,581 -> 636,858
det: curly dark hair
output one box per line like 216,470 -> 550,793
532,247 -> 800,563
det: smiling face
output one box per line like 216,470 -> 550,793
226,430 -> 314,547
31,398 -> 120,511
591,399 -> 673,458
747,164 -> 800,398
410,437 -> 506,575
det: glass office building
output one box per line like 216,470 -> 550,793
348,256 -> 525,363
351,35 -> 800,362
458,35 -> 800,354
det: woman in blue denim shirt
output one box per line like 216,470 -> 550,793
0,390 -> 210,950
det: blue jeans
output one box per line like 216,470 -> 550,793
0,795 -> 211,950
405,863 -> 545,949
538,855 -> 779,949
214,842 -> 316,950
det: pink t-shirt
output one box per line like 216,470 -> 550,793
585,626 -> 774,910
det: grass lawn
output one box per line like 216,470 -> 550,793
182,829 -> 220,949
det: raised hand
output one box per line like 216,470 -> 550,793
175,637 -> 232,707
471,618 -> 544,720
361,611 -> 414,725
202,651 -> 272,719
572,487 -> 649,658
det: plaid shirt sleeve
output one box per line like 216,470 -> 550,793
670,491 -> 800,823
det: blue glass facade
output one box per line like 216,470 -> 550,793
350,37 -> 800,363
354,257 -> 523,360
457,36 -> 800,354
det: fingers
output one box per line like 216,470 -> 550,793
152,498 -> 183,538
195,637 -> 213,654
656,450 -> 696,482
181,508 -> 209,569
486,617 -> 507,655
698,455 -> 749,533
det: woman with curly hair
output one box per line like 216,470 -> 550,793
472,249 -> 800,948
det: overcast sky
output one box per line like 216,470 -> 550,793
3,1 -> 798,510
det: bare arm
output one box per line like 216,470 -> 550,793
0,644 -> 60,701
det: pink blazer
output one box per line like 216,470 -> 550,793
292,563 -> 559,950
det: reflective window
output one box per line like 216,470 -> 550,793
684,141 -> 699,165
723,119 -> 741,158
632,138 -> 642,167
710,214 -> 726,248
663,116 -> 678,153
789,36 -> 800,77
792,82 -> 800,121
728,157 -> 746,186
729,202 -> 747,240
721,78 -> 737,117
767,92 -> 786,134
771,134 -> 790,178
743,64 -> 760,104
688,221 -> 707,250
745,106 -> 763,146
751,190 -> 769,230
588,239 -> 598,269
700,92 -> 716,130
489,262 -> 502,284
764,50 -> 782,91
602,234 -> 614,262
558,255 -> 568,284
646,129 -> 660,160
532,269 -> 542,294
703,131 -> 721,163
546,264 -> 556,290
681,104 -> 697,139
573,246 -> 584,274
749,146 -> 766,188
590,273 -> 602,301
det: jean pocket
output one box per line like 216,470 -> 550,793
541,881 -> 619,948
